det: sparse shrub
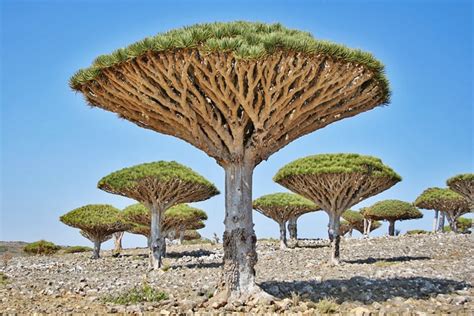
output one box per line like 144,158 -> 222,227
374,261 -> 397,267
406,229 -> 429,235
444,217 -> 472,233
63,246 -> 93,253
23,240 -> 61,255
0,245 -> 7,253
0,272 -> 8,285
314,298 -> 338,313
103,283 -> 168,304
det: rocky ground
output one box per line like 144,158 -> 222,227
1,233 -> 473,314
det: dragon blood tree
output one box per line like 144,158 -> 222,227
98,161 -> 218,268
364,200 -> 422,236
342,209 -> 381,236
339,220 -> 353,236
70,21 -> 390,301
164,204 -> 207,245
253,193 -> 319,249
447,174 -> 474,208
60,204 -> 130,259
274,153 -> 400,264
414,187 -> 470,233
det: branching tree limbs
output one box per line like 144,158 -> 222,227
60,204 -> 130,259
364,200 -> 422,236
342,209 -> 381,236
253,193 -> 319,249
70,21 -> 390,302
99,161 -> 218,268
275,153 -> 400,264
414,187 -> 470,233
447,174 -> 474,208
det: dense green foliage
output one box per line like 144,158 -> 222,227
414,187 -> 468,210
444,217 -> 472,233
274,153 -> 401,182
0,272 -> 7,285
364,200 -> 423,221
341,210 -> 364,223
253,193 -> 318,209
63,246 -> 93,253
60,204 -> 127,230
70,21 -> 389,101
98,161 -> 219,195
23,240 -> 61,255
447,173 -> 474,185
103,283 -> 168,304
183,230 -> 202,241
165,204 -> 208,221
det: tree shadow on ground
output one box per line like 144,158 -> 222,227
260,276 -> 470,304
344,256 -> 431,264
166,249 -> 214,258
176,261 -> 222,269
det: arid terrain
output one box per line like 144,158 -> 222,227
1,233 -> 473,314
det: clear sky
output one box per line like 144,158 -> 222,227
1,0 -> 472,249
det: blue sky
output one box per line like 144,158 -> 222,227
1,0 -> 472,249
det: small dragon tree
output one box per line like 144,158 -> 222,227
253,193 -> 319,249
70,21 -> 390,301
364,200 -> 422,236
164,204 -> 207,244
274,153 -> 401,264
342,209 -> 381,236
98,161 -> 218,268
414,187 -> 470,233
183,230 -> 202,241
60,204 -> 130,259
447,174 -> 474,208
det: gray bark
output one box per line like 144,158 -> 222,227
328,212 -> 341,265
388,220 -> 395,236
432,210 -> 439,232
437,212 -> 445,232
279,222 -> 287,249
178,230 -> 184,245
113,231 -> 124,256
446,213 -> 459,233
288,217 -> 297,240
221,160 -> 258,300
150,203 -> 165,269
92,240 -> 101,259
367,220 -> 373,237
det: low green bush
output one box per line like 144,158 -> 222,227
63,246 -> 93,253
0,272 -> 8,285
103,283 -> 167,304
23,240 -> 61,255
406,229 -> 429,235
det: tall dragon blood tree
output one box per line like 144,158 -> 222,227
364,200 -> 422,235
414,187 -> 470,233
274,153 -> 401,264
253,193 -> 319,249
342,209 -> 381,236
70,21 -> 390,302
60,204 -> 130,259
98,161 -> 218,268
447,174 -> 474,208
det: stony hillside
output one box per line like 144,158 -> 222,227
0,233 -> 472,314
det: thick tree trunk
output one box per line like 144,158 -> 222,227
437,212 -> 445,232
432,210 -> 439,232
218,160 -> 263,303
288,217 -> 297,240
446,214 -> 458,233
113,232 -> 124,256
279,222 -> 287,249
92,240 -> 101,259
388,220 -> 395,236
150,204 -> 165,269
328,212 -> 341,265
147,236 -> 152,248
367,220 -> 372,237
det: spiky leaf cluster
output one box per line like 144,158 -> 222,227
60,204 -> 130,240
98,161 -> 219,196
447,173 -> 474,204
274,153 -> 401,182
342,209 -> 381,233
70,21 -> 389,100
414,187 -> 469,212
364,200 -> 423,221
253,192 -> 319,223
